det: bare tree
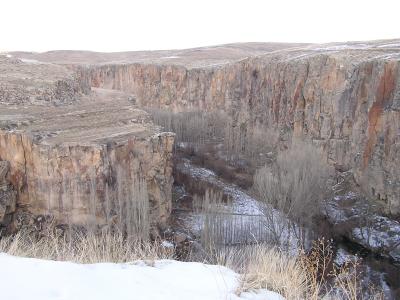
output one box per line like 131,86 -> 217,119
253,140 -> 332,248
194,189 -> 232,250
224,121 -> 279,166
147,109 -> 227,148
113,165 -> 150,241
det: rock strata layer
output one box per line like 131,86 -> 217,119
26,40 -> 397,215
3,40 -> 400,224
0,60 -> 174,232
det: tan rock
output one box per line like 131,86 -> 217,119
0,85 -> 175,232
6,40 -> 400,215
56,41 -> 399,215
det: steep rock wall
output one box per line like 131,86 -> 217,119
0,131 -> 174,232
79,52 -> 400,215
0,83 -> 175,234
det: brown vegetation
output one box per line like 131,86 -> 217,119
147,108 -> 226,147
253,140 -> 333,246
0,229 -> 173,264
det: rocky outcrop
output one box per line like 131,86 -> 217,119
0,161 -> 16,230
4,40 -> 400,220
0,56 -> 89,105
65,41 -> 400,215
0,85 -> 174,233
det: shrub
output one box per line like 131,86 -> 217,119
253,140 -> 332,247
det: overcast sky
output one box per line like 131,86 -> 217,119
1,0 -> 399,52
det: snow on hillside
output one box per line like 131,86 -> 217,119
0,253 -> 283,300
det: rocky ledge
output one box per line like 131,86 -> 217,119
0,56 -> 89,105
0,61 -> 174,233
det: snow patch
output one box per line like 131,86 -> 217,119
312,44 -> 369,51
376,43 -> 400,48
0,254 -> 283,300
326,192 -> 400,262
334,248 -> 359,266
175,160 -> 300,251
161,240 -> 175,248
20,58 -> 42,64
161,56 -> 180,59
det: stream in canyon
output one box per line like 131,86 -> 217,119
168,146 -> 400,299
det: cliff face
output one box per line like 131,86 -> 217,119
0,130 -> 174,232
5,41 -> 400,217
71,42 -> 400,215
0,72 -> 174,233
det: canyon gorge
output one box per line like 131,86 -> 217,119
1,39 -> 399,232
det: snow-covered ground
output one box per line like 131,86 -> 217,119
376,43 -> 400,48
0,253 -> 283,300
19,58 -> 43,64
333,248 -> 394,299
311,44 -> 370,51
177,159 -> 262,215
175,159 -> 300,251
325,192 -> 400,262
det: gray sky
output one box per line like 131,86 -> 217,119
1,0 -> 399,52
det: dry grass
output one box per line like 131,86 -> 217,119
0,230 -> 384,299
240,245 -> 312,300
200,240 -> 384,300
329,260 -> 385,300
190,189 -> 381,299
0,229 -> 174,264
197,243 -> 319,299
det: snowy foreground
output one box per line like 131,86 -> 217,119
0,254 -> 283,300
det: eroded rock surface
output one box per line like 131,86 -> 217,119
16,40 -> 398,215
0,57 -> 174,232
3,40 -> 400,229
0,161 -> 16,230
0,56 -> 89,105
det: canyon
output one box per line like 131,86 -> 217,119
1,39 -> 399,234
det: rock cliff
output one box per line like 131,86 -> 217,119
5,40 -> 400,221
54,41 -> 399,215
0,55 -> 174,233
